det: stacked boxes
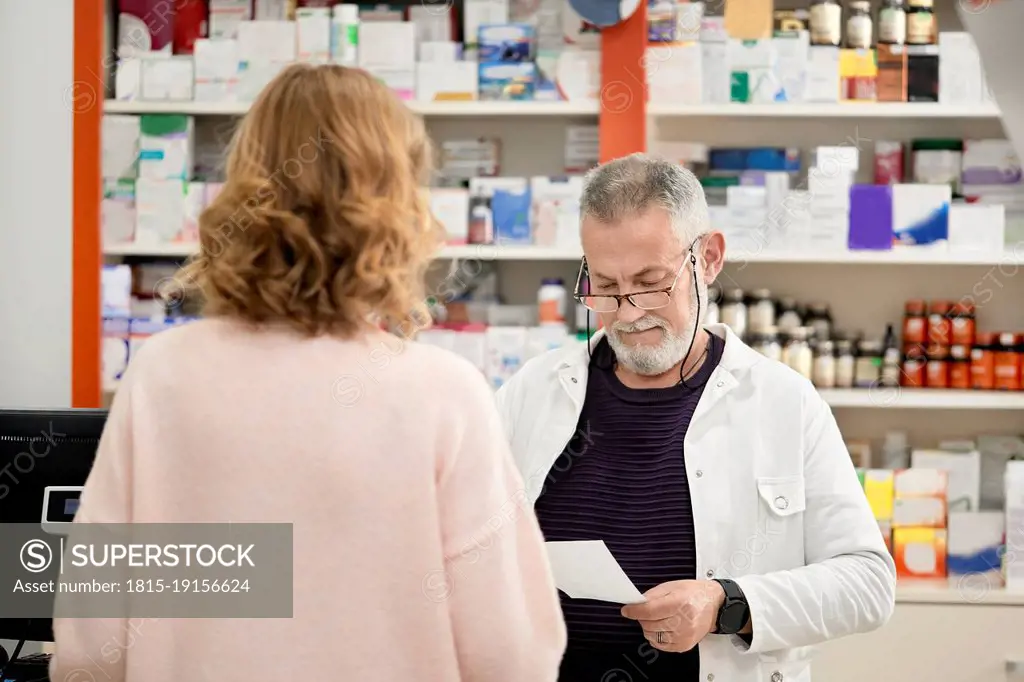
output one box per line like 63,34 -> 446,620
892,468 -> 948,580
863,469 -> 895,553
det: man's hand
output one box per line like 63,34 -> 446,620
620,580 -> 725,652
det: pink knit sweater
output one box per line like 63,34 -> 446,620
51,318 -> 566,682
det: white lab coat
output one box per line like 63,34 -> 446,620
495,323 -> 896,682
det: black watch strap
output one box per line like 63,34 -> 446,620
713,578 -> 750,635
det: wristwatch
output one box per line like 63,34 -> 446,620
712,578 -> 750,635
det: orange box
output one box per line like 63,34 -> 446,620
877,44 -> 908,102
893,527 -> 947,579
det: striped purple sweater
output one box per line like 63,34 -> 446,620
533,333 -> 725,681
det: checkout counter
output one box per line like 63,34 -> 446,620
0,409 -> 106,682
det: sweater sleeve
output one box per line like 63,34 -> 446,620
49,375 -> 135,682
436,372 -> 567,682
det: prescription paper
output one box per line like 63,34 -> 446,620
544,540 -> 646,604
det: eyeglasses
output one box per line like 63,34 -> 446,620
573,240 -> 699,313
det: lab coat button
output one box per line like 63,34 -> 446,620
774,496 -> 789,510
771,671 -> 783,682
707,675 -> 715,681
706,569 -> 714,578
695,470 -> 703,478
716,380 -> 724,387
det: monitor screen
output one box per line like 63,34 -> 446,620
0,408 -> 106,643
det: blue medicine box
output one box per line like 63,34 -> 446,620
479,62 -> 537,100
478,24 -> 535,62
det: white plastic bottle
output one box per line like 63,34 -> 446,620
538,278 -> 567,326
331,4 -> 359,66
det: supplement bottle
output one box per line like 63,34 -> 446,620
751,327 -> 782,362
901,344 -> 926,387
805,302 -> 833,341
855,339 -> 883,388
846,1 -> 873,49
835,338 -> 856,388
810,0 -> 843,47
949,344 -> 971,390
906,0 -> 936,45
777,297 -> 802,336
880,324 -> 901,387
902,299 -> 927,345
926,300 -> 952,345
994,333 -> 1022,391
748,289 -> 775,334
970,332 -> 997,390
784,327 -> 814,380
813,339 -> 837,389
720,289 -> 748,340
538,278 -> 567,326
950,302 -> 976,346
877,0 -> 906,45
331,4 -> 360,66
925,343 -> 949,388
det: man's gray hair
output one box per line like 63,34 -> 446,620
580,153 -> 711,244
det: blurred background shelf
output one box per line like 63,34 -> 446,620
103,99 -> 601,117
647,102 -> 1004,119
105,242 -> 1024,266
820,389 -> 1024,410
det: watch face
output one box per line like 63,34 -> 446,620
720,601 -> 748,634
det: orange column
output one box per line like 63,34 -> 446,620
72,0 -> 104,408
598,2 -> 648,163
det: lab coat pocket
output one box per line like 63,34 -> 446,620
754,476 -> 806,569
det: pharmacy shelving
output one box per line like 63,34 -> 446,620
819,389 -> 1024,411
106,99 -> 1004,120
105,242 -> 1024,267
647,102 -> 1004,119
103,99 -> 600,117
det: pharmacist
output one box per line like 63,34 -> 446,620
495,154 -> 896,682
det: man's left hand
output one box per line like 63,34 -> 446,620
620,580 -> 725,652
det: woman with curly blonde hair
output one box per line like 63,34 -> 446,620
51,64 -> 566,682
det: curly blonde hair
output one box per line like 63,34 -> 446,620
180,63 -> 442,336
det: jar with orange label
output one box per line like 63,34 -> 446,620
901,344 -> 926,387
927,301 -> 952,345
925,343 -> 949,388
949,344 -> 971,389
949,302 -> 976,346
971,332 -> 997,390
994,332 -> 1022,391
902,299 -> 927,345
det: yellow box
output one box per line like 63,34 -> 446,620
864,469 -> 894,521
893,527 -> 947,580
840,48 -> 877,101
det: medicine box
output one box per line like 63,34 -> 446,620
135,178 -> 186,244
531,176 -> 584,249
416,62 -> 478,101
892,496 -> 946,528
430,188 -> 471,244
907,45 -> 939,103
893,527 -> 947,580
864,469 -> 895,521
806,46 -> 840,102
961,139 -> 1023,193
1005,461 -> 1024,590
839,48 -> 877,102
485,326 -> 528,390
138,115 -> 195,181
478,62 -> 537,100
876,44 -> 908,102
894,468 -> 948,499
295,7 -> 332,63
892,183 -> 951,248
849,185 -> 893,251
939,32 -> 983,105
911,449 -> 981,513
102,179 -> 136,246
947,511 -> 1004,589
478,24 -> 535,62
771,33 -> 809,102
490,181 -> 532,245
729,39 -> 776,104
102,115 -> 141,180
140,56 -> 195,101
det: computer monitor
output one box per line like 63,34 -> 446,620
0,408 -> 107,643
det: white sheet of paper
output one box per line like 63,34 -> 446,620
545,540 -> 646,604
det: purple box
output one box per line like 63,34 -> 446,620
848,184 -> 894,251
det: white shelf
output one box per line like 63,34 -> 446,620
820,388 -> 1024,410
647,102 -> 1004,119
895,585 -> 1024,607
103,99 -> 599,117
106,242 -> 1024,266
105,242 -> 197,257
